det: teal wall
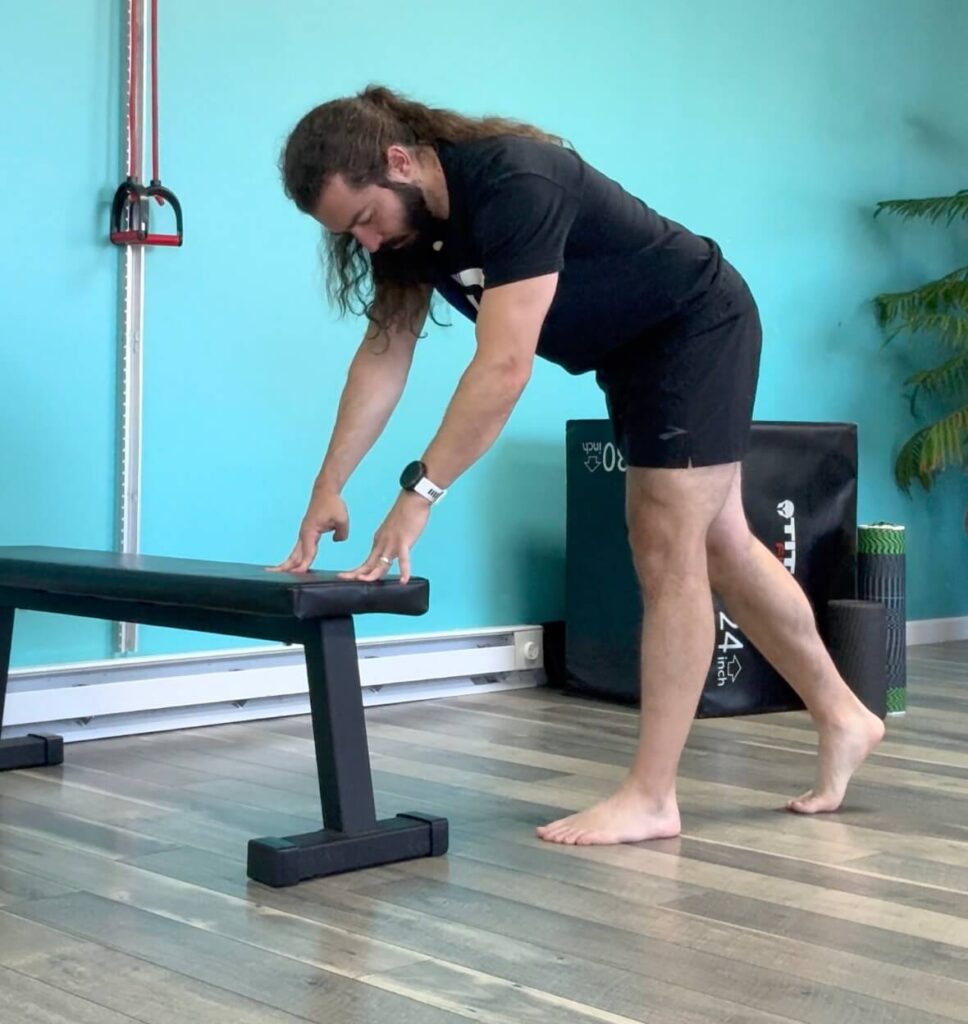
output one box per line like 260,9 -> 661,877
3,0 -> 966,668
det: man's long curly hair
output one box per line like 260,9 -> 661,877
280,84 -> 564,335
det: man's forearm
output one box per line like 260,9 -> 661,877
421,356 -> 530,488
316,351 -> 409,494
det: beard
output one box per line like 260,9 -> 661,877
381,180 -> 438,250
369,180 -> 446,288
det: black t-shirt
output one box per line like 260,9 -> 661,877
426,135 -> 726,374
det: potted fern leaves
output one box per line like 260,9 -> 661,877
873,189 -> 968,530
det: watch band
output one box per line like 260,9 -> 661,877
413,476 -> 447,504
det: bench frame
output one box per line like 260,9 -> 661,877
0,585 -> 447,887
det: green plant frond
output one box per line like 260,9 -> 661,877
895,428 -> 931,492
875,267 -> 968,326
884,310 -> 968,348
875,188 -> 968,496
875,189 -> 968,225
896,405 -> 968,491
905,352 -> 968,399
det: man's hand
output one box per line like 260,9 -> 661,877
338,491 -> 430,584
269,490 -> 350,574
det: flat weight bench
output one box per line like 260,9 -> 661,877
0,546 -> 447,887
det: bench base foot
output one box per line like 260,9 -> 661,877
0,733 -> 64,772
247,812 -> 448,887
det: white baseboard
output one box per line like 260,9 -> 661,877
4,625 -> 545,744
906,616 -> 968,646
4,615 -> 962,746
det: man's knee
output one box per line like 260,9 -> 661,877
705,519 -> 754,590
627,510 -> 709,598
625,464 -> 738,597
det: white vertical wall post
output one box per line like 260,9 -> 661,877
116,0 -> 149,654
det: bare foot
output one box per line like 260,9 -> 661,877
788,708 -> 885,814
536,783 -> 681,846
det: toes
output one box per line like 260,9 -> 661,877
551,826 -> 583,845
536,817 -> 576,842
788,792 -> 841,815
787,789 -> 815,811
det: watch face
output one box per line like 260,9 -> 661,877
400,460 -> 426,490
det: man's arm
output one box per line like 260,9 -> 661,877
271,291 -> 429,573
316,293 -> 430,495
334,273 -> 557,584
420,273 -> 559,487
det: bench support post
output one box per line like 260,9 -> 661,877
246,615 -> 447,887
0,606 -> 64,771
305,616 -> 378,833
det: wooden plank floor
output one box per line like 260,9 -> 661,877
1,641 -> 966,1023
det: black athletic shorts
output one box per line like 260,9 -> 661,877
593,261 -> 762,469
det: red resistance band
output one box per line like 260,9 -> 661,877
110,0 -> 183,247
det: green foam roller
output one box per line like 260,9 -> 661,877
857,523 -> 906,714
858,522 -> 906,555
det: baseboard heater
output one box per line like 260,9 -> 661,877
3,625 -> 545,743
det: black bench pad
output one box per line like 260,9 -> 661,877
0,546 -> 429,619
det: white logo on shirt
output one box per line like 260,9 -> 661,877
452,268 -> 485,310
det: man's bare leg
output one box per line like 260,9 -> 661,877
536,463 -> 884,846
704,468 -> 884,813
537,463 -> 737,846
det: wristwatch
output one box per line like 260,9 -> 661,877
400,460 -> 447,505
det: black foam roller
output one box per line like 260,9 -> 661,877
858,552 -> 907,711
826,599 -> 888,719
